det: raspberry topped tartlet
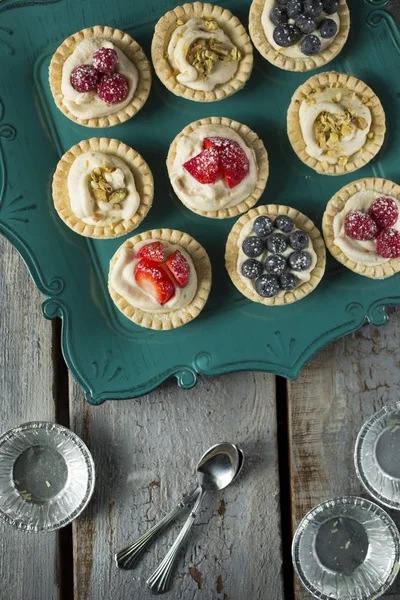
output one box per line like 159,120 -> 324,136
167,117 -> 269,219
287,72 -> 386,175
249,0 -> 349,72
52,138 -> 153,239
323,178 -> 400,279
152,3 -> 253,102
108,229 -> 212,330
225,204 -> 326,305
49,26 -> 151,127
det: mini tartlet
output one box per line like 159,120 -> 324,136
249,0 -> 350,72
167,117 -> 269,219
323,177 -> 400,279
225,204 -> 326,305
287,71 -> 386,175
151,2 -> 253,102
49,26 -> 152,127
52,138 -> 154,239
108,229 -> 212,330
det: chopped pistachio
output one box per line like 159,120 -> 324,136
176,18 -> 184,25
109,188 -> 127,204
230,47 -> 241,61
356,116 -> 368,130
98,178 -> 113,193
204,19 -> 217,31
92,188 -> 108,203
338,156 -> 348,166
367,132 -> 374,139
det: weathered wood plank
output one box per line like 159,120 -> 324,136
70,372 -> 283,600
0,237 -> 60,600
288,309 -> 400,599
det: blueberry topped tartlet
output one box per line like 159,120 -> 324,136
249,0 -> 349,72
225,204 -> 326,305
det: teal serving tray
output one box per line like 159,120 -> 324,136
0,0 -> 398,404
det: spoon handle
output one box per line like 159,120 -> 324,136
146,489 -> 206,594
115,486 -> 199,570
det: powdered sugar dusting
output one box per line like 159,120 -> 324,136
344,210 -> 378,241
92,47 -> 118,74
376,228 -> 400,259
368,197 -> 399,230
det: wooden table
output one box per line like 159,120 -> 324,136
1,3 -> 399,598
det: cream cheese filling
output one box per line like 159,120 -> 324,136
170,124 -> 258,212
67,151 -> 140,227
261,0 -> 340,58
237,216 -> 317,298
167,18 -> 239,92
333,191 -> 400,266
110,240 -> 198,313
61,38 -> 138,119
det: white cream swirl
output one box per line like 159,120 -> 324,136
167,18 -> 239,91
333,191 -> 400,266
110,240 -> 198,312
67,151 -> 140,227
261,0 -> 340,58
237,216 -> 317,297
299,88 -> 372,164
61,38 -> 138,119
170,124 -> 258,212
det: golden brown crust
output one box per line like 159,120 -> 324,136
323,178 -> 400,279
108,229 -> 212,330
52,138 -> 154,239
249,0 -> 350,72
151,2 -> 253,102
287,71 -> 386,175
225,204 -> 326,305
167,116 -> 269,219
49,25 -> 152,127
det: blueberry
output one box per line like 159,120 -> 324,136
289,230 -> 310,250
266,233 -> 288,254
279,272 -> 298,291
319,18 -> 338,38
273,23 -> 301,47
322,0 -> 340,14
301,34 -> 322,56
295,14 -> 316,34
275,215 -> 294,233
277,0 -> 289,5
288,250 -> 311,271
242,236 -> 265,258
255,274 -> 280,298
304,0 -> 323,17
241,259 -> 263,279
253,215 -> 274,237
270,7 -> 288,25
265,254 -> 287,276
286,0 -> 304,18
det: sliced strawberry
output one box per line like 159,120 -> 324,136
165,250 -> 190,288
183,147 -> 219,184
134,258 -> 175,305
136,241 -> 165,263
204,137 -> 249,188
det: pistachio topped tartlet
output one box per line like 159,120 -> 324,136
287,72 -> 386,175
151,2 -> 253,102
52,138 -> 153,239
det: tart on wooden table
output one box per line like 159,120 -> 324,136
323,178 -> 400,279
225,204 -> 326,305
249,0 -> 349,72
167,117 -> 269,219
287,71 -> 386,175
49,26 -> 152,127
108,229 -> 212,330
151,2 -> 253,102
52,138 -> 154,239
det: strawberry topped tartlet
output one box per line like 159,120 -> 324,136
167,117 -> 269,219
108,229 -> 212,330
323,178 -> 400,279
49,26 -> 152,127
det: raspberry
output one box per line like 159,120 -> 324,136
368,197 -> 399,230
376,228 -> 400,258
92,47 -> 118,74
70,64 -> 101,92
344,210 -> 378,241
97,73 -> 129,104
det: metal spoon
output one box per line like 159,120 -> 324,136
115,443 -> 243,571
146,442 -> 241,594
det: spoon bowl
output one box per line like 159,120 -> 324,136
196,442 -> 240,492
